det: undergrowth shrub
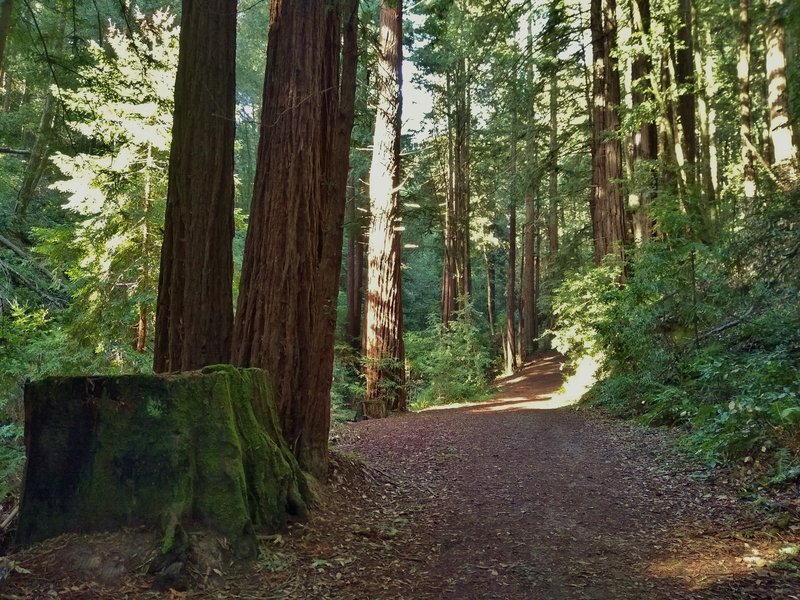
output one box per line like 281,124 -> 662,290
330,344 -> 363,423
405,305 -> 496,409
550,190 -> 800,476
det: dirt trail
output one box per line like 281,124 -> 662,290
337,352 -> 800,599
2,352 -> 799,599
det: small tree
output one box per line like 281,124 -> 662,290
43,9 -> 176,367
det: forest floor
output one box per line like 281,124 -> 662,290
2,352 -> 800,599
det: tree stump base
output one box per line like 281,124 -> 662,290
16,366 -> 309,558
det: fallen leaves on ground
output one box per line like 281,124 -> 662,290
1,351 -> 798,599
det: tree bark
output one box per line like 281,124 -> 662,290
765,0 -> 798,182
548,68 -> 559,257
441,74 -> 457,325
233,0 -> 353,477
307,0 -> 360,430
590,0 -> 626,263
453,56 -> 471,310
676,0 -> 697,173
505,104 -> 518,375
738,0 -> 757,198
15,92 -> 56,219
345,170 -> 365,351
629,0 -> 657,243
364,0 -> 405,418
153,0 -> 236,373
0,0 -> 13,71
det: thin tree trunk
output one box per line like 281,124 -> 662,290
484,247 -> 495,335
738,0 -> 757,198
548,68 -> 558,257
137,142 -> 154,354
441,76 -> 457,325
676,0 -> 697,175
694,11 -> 717,220
630,0 -> 657,242
453,56 -> 471,309
765,0 -> 798,182
364,0 -> 405,418
15,92 -> 56,219
505,103 -> 518,375
345,169 -> 364,350
154,0 -> 236,372
0,0 -> 13,70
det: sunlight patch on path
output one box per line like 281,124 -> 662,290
421,351 -> 580,413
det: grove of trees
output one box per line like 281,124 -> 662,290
1,0 -> 799,505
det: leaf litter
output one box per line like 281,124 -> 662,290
1,351 -> 799,599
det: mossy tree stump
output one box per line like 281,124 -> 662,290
16,366 -> 309,558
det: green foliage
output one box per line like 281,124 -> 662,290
36,8 -> 177,365
551,191 -> 800,474
0,423 -> 24,501
406,305 -> 496,409
331,344 -> 364,423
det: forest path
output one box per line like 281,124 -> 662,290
3,353 -> 798,599
328,351 -> 799,600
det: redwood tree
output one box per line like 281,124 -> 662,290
154,0 -> 236,372
765,0 -> 798,180
590,0 -> 626,263
363,0 -> 405,418
232,0 -> 357,477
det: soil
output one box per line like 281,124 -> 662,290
2,351 -> 799,599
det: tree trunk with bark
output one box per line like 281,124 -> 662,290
363,0 -> 405,418
629,0 -> 657,243
548,69 -> 559,257
233,0 -> 355,478
0,0 -> 13,71
738,0 -> 757,198
505,105 -> 518,375
15,92 -> 56,220
590,0 -> 626,263
345,170 -> 365,351
154,0 -> 236,373
765,0 -> 798,183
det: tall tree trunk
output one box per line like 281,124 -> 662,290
345,170 -> 364,351
453,57 -> 471,309
15,91 -> 56,219
590,0 -> 626,263
137,142 -> 154,354
630,0 -> 657,242
676,0 -> 697,176
505,104 -> 518,375
548,68 -> 559,257
299,0 -> 358,463
233,0 -> 352,478
0,0 -> 13,70
441,75 -> 457,325
154,0 -> 236,373
521,189 -> 537,359
738,0 -> 757,198
694,12 -> 717,222
363,0 -> 405,418
484,247 -> 495,335
765,0 -> 798,182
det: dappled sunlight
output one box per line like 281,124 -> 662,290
469,393 -> 579,412
641,524 -> 800,595
420,351 -> 578,413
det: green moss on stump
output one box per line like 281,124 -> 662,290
17,367 -> 309,557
